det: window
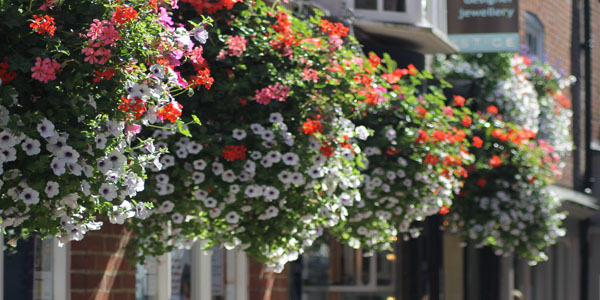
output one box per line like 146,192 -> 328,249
301,236 -> 397,300
1,231 -> 68,300
349,0 -> 422,24
136,243 -> 237,300
525,12 -> 545,59
383,0 -> 406,12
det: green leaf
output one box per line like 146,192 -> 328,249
177,121 -> 192,137
192,114 -> 202,125
383,53 -> 396,73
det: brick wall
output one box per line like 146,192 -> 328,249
70,222 -> 137,300
519,0 -> 577,188
248,258 -> 289,300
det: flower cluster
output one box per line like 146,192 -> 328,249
446,115 -> 565,263
127,1 -> 382,271
331,67 -> 474,251
433,53 -> 571,263
0,0 -> 207,245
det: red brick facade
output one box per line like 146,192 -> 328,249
519,0 -> 576,188
248,259 -> 289,300
70,222 -> 136,300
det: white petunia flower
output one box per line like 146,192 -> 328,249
244,160 -> 256,173
160,155 -> 175,169
307,165 -> 324,178
0,131 -> 17,149
244,185 -> 263,198
186,142 -> 203,154
212,162 -> 224,175
250,123 -> 264,134
263,186 -> 280,201
250,151 -> 262,160
37,118 -> 56,138
97,158 -> 111,174
67,162 -> 83,176
225,211 -> 240,224
192,26 -> 209,44
160,201 -> 175,213
232,129 -> 247,140
51,157 -> 66,176
95,133 -> 107,149
45,181 -> 60,198
193,189 -> 208,200
355,126 -> 369,140
221,170 -> 236,183
230,184 -> 240,194
265,206 -> 279,218
156,173 -> 170,185
172,213 -> 184,224
192,172 -> 205,184
80,180 -> 91,196
21,138 -> 41,155
56,146 -> 79,164
20,187 -> 40,205
269,113 -> 284,124
278,170 -> 293,184
106,120 -> 124,137
193,159 -> 207,170
291,172 -> 305,185
385,128 -> 397,140
149,64 -> 165,79
281,152 -> 299,166
261,130 -> 275,141
209,207 -> 222,218
99,183 -> 118,201
135,202 -> 151,219
203,197 -> 217,208
265,151 -> 281,163
60,193 -> 78,209
260,156 -> 273,168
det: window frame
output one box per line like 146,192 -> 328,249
0,232 -> 69,300
137,241 -> 246,300
301,240 -> 397,297
524,12 -> 545,59
347,0 -> 423,24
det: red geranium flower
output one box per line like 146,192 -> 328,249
157,102 -> 183,123
472,136 -> 483,148
487,105 -> 499,115
112,6 -> 139,24
302,119 -> 323,135
453,95 -> 465,107
488,155 -> 502,167
221,145 -> 247,162
30,15 -> 56,37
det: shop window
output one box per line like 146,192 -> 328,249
525,12 -> 545,59
136,244 -> 228,300
1,231 -> 68,300
300,236 -> 397,300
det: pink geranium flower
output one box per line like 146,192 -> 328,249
31,57 -> 60,83
226,35 -> 247,57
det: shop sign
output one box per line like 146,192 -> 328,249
447,0 -> 520,53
